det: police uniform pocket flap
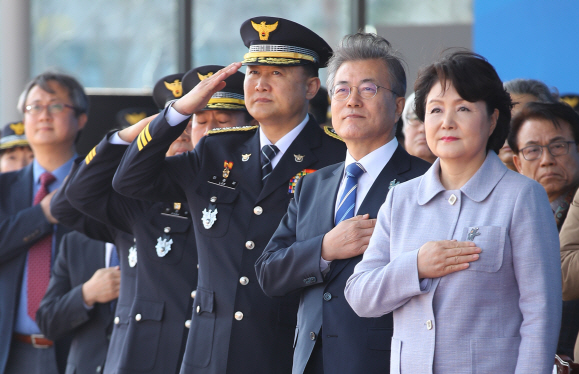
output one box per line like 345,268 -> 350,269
196,287 -> 214,314
152,214 -> 192,233
367,328 -> 393,351
196,182 -> 239,204
131,299 -> 165,321
115,304 -> 132,325
461,225 -> 506,272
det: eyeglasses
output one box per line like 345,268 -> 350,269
519,141 -> 576,161
24,103 -> 78,116
405,115 -> 423,127
331,82 -> 399,101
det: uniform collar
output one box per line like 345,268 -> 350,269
417,151 -> 508,205
259,114 -> 309,154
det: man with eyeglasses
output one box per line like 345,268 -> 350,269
255,33 -> 429,374
0,72 -> 88,374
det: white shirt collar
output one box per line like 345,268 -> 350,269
259,114 -> 309,154
343,137 -> 398,180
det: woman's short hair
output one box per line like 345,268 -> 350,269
504,78 -> 558,104
326,33 -> 406,97
17,71 -> 89,116
507,101 -> 579,153
414,50 -> 513,154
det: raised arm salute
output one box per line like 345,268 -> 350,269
113,17 -> 346,374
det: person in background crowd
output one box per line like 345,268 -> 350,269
0,71 -> 88,374
345,51 -> 561,374
508,101 -> 579,359
112,17 -> 347,374
309,86 -> 330,126
401,92 -> 436,163
256,33 -> 429,374
561,94 -> 579,114
0,121 -> 34,173
499,78 -> 558,170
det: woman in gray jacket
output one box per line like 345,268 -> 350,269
345,51 -> 562,374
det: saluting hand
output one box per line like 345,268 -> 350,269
417,240 -> 481,279
172,62 -> 242,116
117,113 -> 159,143
321,214 -> 376,261
82,267 -> 121,307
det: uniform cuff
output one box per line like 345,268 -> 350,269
165,103 -> 191,126
109,132 -> 131,145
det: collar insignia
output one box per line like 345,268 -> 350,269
242,154 -> 251,162
251,20 -> 279,41
294,154 -> 304,162
10,122 -> 24,135
197,72 -> 214,81
164,79 -> 183,98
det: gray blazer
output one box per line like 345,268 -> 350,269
345,151 -> 562,374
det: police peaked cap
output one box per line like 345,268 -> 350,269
153,73 -> 185,110
182,65 -> 247,111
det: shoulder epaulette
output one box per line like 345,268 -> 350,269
323,126 -> 344,142
207,125 -> 258,135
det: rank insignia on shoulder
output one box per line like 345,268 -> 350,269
288,169 -> 316,194
128,245 -> 137,267
207,125 -> 258,135
323,126 -> 344,142
156,236 -> 173,257
388,179 -> 401,190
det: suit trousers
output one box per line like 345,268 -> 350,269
4,339 -> 60,374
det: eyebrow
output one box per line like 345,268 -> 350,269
427,97 -> 468,105
335,78 -> 379,85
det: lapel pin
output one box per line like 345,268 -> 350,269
241,154 -> 251,162
294,154 -> 304,162
223,161 -> 233,178
388,179 -> 401,190
467,227 -> 481,241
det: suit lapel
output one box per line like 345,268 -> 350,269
326,145 -> 412,282
318,164 -> 344,233
234,130 -> 262,202
257,119 -> 321,203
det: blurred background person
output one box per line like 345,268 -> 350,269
401,92 -> 436,163
508,101 -> 579,359
309,86 -> 330,127
0,121 -> 34,173
499,78 -> 558,170
561,94 -> 579,115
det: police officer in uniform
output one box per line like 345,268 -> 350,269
63,68 -> 250,374
112,17 -> 347,374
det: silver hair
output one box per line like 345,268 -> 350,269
17,71 -> 89,115
401,92 -> 417,134
326,33 -> 406,97
503,78 -> 558,104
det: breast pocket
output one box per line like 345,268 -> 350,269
144,214 -> 192,265
462,225 -> 506,272
192,182 -> 239,238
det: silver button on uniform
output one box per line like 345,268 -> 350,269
114,317 -> 120,325
234,311 -> 244,321
196,306 -> 200,314
253,206 -> 263,215
310,332 -> 316,340
245,241 -> 255,250
426,320 -> 433,330
185,320 -> 191,329
164,227 -> 171,233
191,290 -> 196,298
135,314 -> 142,322
239,276 -> 249,285
210,196 -> 217,203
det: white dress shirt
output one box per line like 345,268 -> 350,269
259,114 -> 309,169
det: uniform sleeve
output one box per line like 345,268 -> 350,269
65,133 -> 153,234
511,181 -> 562,373
560,189 -> 579,301
36,234 -> 93,340
112,107 -> 197,203
345,188 -> 430,318
255,176 -> 325,297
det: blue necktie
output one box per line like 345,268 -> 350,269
261,144 -> 279,181
335,163 -> 365,226
109,245 -> 119,311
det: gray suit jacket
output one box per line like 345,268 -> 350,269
345,151 -> 562,374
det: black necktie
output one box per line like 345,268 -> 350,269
261,144 -> 279,181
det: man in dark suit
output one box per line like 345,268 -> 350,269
112,17 -> 347,374
37,231 -> 120,374
0,72 -> 88,374
255,33 -> 430,374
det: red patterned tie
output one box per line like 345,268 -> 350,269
27,171 -> 56,320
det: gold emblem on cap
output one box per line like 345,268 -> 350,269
251,20 -> 279,41
164,79 -> 183,98
197,72 -> 214,81
562,96 -> 579,108
125,112 -> 147,126
9,122 -> 25,136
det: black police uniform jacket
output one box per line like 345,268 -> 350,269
256,146 -> 430,374
0,163 -> 72,374
63,133 -> 198,374
37,231 -> 120,374
112,110 -> 347,374
51,161 -> 136,374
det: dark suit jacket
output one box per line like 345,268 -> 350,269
112,111 -> 347,374
37,231 -> 115,374
63,133 -> 198,374
0,163 -> 72,374
50,160 -> 137,374
256,145 -> 430,374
